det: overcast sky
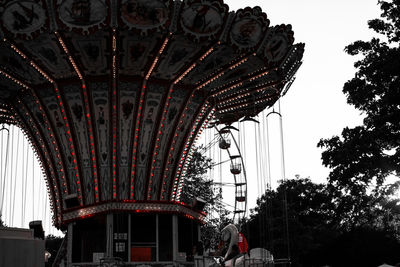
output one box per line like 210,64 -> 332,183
226,0 -> 380,183
214,0 -> 383,212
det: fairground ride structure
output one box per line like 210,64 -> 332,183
0,0 -> 303,265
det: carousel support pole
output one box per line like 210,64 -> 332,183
106,213 -> 114,258
156,214 -> 159,262
172,214 -> 178,263
67,223 -> 73,267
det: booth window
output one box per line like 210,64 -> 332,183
131,214 -> 156,262
178,216 -> 198,256
72,215 -> 106,263
158,214 -> 173,261
113,213 -> 129,261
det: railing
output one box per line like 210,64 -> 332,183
193,256 -> 276,267
52,235 -> 68,267
70,256 -> 285,267
71,260 -> 195,267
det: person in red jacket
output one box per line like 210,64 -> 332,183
238,232 -> 248,254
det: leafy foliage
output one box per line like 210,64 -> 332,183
242,1 -> 400,265
180,147 -> 214,206
0,215 -> 6,227
242,178 -> 338,265
318,0 -> 400,208
180,147 -> 231,250
242,178 -> 400,267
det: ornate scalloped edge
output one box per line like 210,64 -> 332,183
261,24 -> 295,66
179,0 -> 229,42
118,0 -> 173,36
11,98 -> 62,226
62,201 -> 206,223
0,0 -> 50,40
53,0 -> 111,35
228,6 -> 270,52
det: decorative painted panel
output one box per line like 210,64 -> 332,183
0,42 -> 45,85
89,82 -> 111,201
119,33 -> 161,76
17,35 -> 74,79
36,87 -> 78,196
70,31 -> 109,75
182,45 -> 239,85
0,75 -> 20,101
134,83 -> 165,200
63,84 -> 95,205
55,0 -> 109,33
156,87 -> 190,200
154,35 -> 199,80
118,81 -> 138,199
0,0 -> 49,39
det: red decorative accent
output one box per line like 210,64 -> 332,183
147,45 -> 217,199
131,247 -> 152,262
157,90 -> 194,201
80,83 -> 100,203
53,86 -> 83,203
145,85 -> 173,200
130,34 -> 171,200
176,107 -> 215,200
129,86 -> 146,199
173,103 -> 214,201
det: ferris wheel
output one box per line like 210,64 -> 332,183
200,124 -> 248,225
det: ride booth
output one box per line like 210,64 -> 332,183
67,203 -> 204,266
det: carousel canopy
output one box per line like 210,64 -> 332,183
0,0 -> 303,227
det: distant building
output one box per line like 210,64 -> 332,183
0,227 -> 45,267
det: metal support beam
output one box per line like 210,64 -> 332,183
172,215 -> 178,262
106,213 -> 114,258
67,223 -> 73,266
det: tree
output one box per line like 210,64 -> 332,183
242,178 -> 400,267
0,215 -> 5,227
181,146 -> 232,250
180,147 -> 214,207
242,178 -> 338,266
318,0 -> 400,216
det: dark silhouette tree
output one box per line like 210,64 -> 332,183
242,178 -> 338,266
318,0 -> 400,223
242,178 -> 400,267
0,215 -> 6,227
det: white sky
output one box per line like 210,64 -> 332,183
226,0 -> 380,183
1,0 -> 383,231
209,0 -> 382,213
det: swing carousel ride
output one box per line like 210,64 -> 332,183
0,0 -> 303,265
